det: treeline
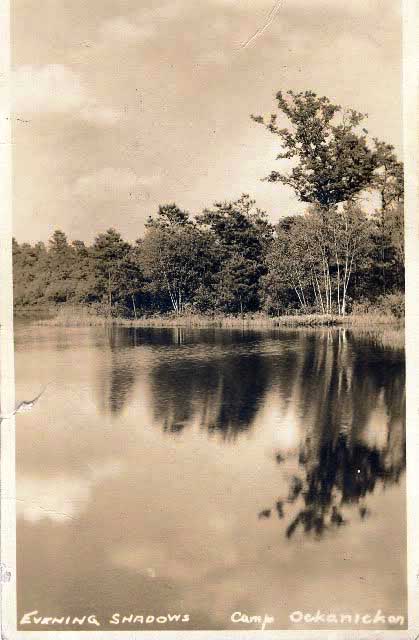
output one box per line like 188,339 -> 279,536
13,90 -> 404,318
12,194 -> 404,317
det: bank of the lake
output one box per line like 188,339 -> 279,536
14,307 -> 401,327
14,304 -> 403,333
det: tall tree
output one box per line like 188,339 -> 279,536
262,216 -> 312,314
251,90 -> 378,209
71,240 -> 97,303
140,204 -> 211,313
197,194 -> 273,313
145,203 -> 192,229
45,230 -> 77,303
92,229 -> 131,314
370,139 -> 404,294
251,90 -> 394,314
263,205 -> 371,316
119,244 -> 145,318
318,203 -> 371,315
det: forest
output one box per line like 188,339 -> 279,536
13,91 -> 405,320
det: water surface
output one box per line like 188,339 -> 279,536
15,325 -> 406,630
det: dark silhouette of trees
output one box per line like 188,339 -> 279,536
197,194 -> 273,313
13,239 -> 49,306
140,204 -> 212,314
91,229 -> 134,314
370,140 -> 405,294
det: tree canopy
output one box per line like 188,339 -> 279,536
252,90 -> 381,209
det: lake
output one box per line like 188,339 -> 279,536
14,324 -> 406,631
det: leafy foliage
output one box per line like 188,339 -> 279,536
140,206 -> 211,313
197,195 -> 273,312
252,90 -> 379,207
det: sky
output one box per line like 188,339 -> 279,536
11,0 -> 402,244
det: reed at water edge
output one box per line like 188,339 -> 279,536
27,304 -> 404,331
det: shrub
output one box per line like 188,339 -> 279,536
376,292 -> 405,319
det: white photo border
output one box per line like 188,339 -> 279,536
0,0 -> 417,638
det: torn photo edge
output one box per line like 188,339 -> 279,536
0,0 -> 418,638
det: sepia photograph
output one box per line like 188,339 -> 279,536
0,0 -> 417,636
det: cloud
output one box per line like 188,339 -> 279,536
13,64 -> 120,126
72,167 -> 160,201
13,64 -> 84,113
17,461 -> 124,523
97,2 -> 184,44
17,475 -> 90,523
12,0 -> 401,245
80,105 -> 120,126
99,16 -> 156,41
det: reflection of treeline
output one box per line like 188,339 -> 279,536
295,330 -> 405,440
97,328 -> 405,449
98,326 -> 405,535
98,327 -> 272,439
149,344 -> 271,441
13,91 -> 404,318
253,329 -> 405,539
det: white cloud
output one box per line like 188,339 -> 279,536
99,16 -> 155,41
14,64 -> 84,113
72,167 -> 160,201
13,64 -> 120,126
17,462 -> 125,523
97,2 -> 186,44
80,104 -> 120,126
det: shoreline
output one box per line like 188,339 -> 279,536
14,307 -> 404,330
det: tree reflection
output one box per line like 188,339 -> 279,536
92,323 -> 405,535
150,349 -> 271,440
259,330 -> 405,539
95,327 -> 138,416
281,430 -> 405,539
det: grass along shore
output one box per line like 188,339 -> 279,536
20,305 -> 404,329
15,306 -> 404,350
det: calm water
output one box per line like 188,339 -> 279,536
15,325 -> 406,630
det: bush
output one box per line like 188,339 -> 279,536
350,298 -> 373,315
376,292 -> 405,319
